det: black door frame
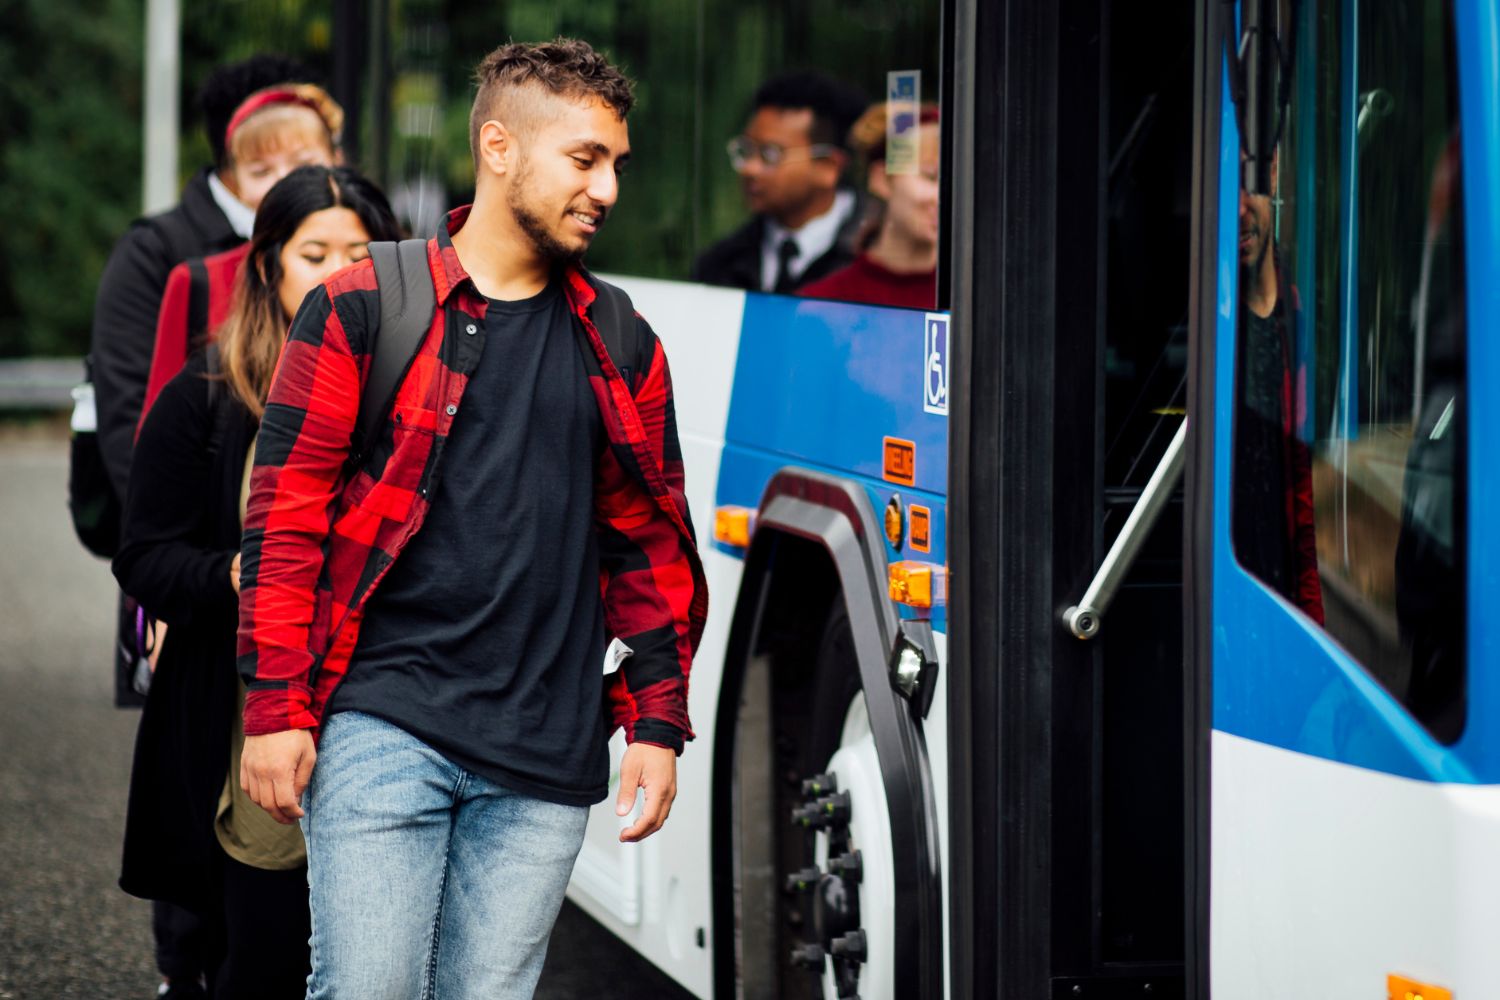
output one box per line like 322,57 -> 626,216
1183,1 -> 1228,996
948,0 -> 1224,995
946,0 -> 1066,994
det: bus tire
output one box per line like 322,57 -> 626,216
778,599 -> 894,1000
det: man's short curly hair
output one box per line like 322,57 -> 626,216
469,38 -> 635,168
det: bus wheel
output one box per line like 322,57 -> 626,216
785,604 -> 896,1000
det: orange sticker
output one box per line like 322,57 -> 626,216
883,437 -> 916,486
909,504 -> 931,552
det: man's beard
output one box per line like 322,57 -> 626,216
1239,225 -> 1269,272
508,168 -> 589,265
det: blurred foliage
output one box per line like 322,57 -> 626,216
0,0 -> 144,359
386,0 -> 941,277
0,0 -> 938,357
0,0 -> 332,359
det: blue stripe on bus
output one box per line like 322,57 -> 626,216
723,295 -> 948,494
1454,0 -> 1500,780
713,294 -> 949,632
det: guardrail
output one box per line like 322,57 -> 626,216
0,358 -> 82,409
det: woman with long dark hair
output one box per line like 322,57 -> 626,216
114,165 -> 402,999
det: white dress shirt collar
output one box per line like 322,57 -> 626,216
760,189 -> 856,292
208,171 -> 256,240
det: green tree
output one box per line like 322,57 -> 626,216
0,0 -> 333,359
0,0 -> 144,358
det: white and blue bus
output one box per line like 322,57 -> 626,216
334,0 -> 1498,995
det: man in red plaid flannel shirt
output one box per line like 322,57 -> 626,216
236,39 -> 706,997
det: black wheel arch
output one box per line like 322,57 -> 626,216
710,467 -> 944,1000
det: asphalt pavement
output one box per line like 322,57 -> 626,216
0,427 -> 693,1000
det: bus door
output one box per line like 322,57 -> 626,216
948,0 -> 1200,995
1194,0 -> 1500,994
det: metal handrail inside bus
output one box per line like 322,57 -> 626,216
1063,417 -> 1187,640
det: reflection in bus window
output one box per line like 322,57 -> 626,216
371,3 -> 942,296
1231,0 -> 1467,742
691,72 -> 868,294
799,103 -> 940,311
1231,148 -> 1326,625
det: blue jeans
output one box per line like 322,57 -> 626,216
301,711 -> 589,999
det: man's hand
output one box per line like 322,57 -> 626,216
241,729 -> 317,825
616,742 -> 677,843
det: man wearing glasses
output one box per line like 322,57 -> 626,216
692,71 -> 868,293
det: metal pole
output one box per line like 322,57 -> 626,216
141,0 -> 181,214
1062,418 -> 1188,639
332,0 -> 367,168
368,0 -> 392,185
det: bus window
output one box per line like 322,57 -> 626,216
1231,0 -> 1467,742
696,81 -> 941,311
372,1 -> 941,305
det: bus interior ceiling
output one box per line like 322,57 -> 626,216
1053,0 -> 1196,986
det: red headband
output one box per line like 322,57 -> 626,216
224,89 -> 325,149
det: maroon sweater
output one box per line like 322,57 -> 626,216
798,253 -> 936,310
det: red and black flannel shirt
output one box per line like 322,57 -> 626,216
236,206 -> 707,752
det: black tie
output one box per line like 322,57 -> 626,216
773,237 -> 801,293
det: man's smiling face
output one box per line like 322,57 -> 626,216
505,96 -> 631,263
1238,150 -> 1278,270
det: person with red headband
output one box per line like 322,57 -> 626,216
88,59 -> 325,530
139,85 -> 344,425
221,84 -> 343,215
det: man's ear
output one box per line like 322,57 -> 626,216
810,150 -> 845,192
826,148 -> 850,184
867,160 -> 892,201
477,119 -> 515,179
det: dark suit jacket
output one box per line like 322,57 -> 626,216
691,196 -> 863,292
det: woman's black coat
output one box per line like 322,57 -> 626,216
112,351 -> 257,909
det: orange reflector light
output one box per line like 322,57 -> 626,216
884,495 -> 904,549
889,561 -> 946,608
1388,973 -> 1452,1000
714,506 -> 754,548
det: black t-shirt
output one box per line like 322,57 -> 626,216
332,277 -> 609,805
1232,303 -> 1294,597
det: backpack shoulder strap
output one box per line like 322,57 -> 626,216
589,277 -> 646,387
202,346 -> 235,463
354,239 -> 436,465
186,257 -> 211,345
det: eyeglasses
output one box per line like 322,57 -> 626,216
726,136 -> 839,170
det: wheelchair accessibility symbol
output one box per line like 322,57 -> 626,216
923,313 -> 949,416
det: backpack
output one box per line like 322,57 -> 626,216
354,239 -> 640,466
70,211 -> 206,561
67,358 -> 119,558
